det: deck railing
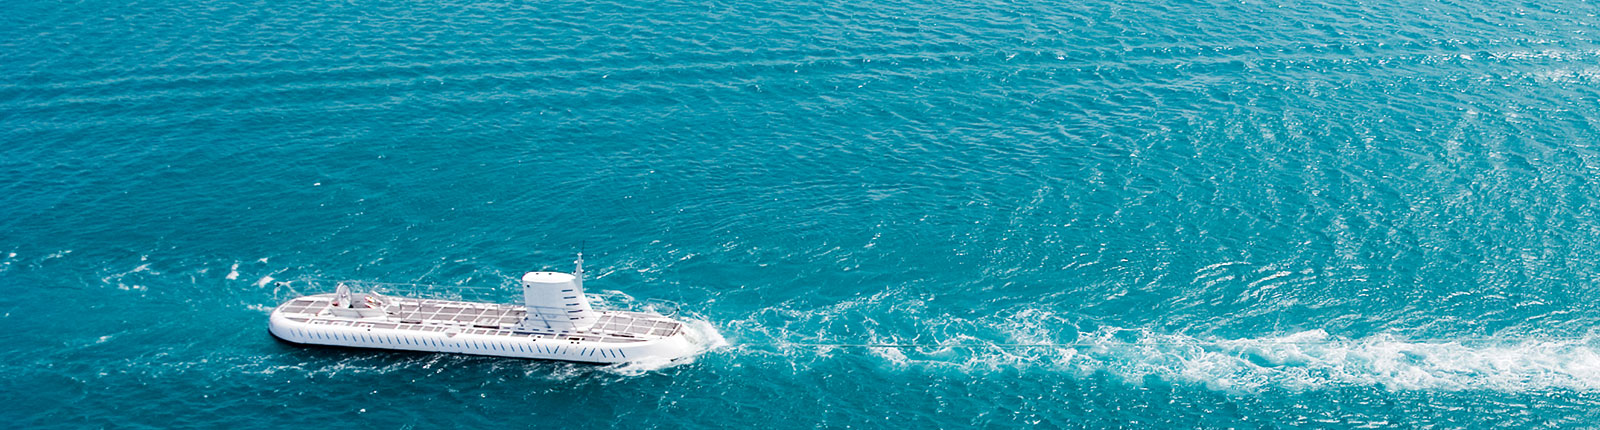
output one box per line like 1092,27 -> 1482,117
270,277 -> 687,318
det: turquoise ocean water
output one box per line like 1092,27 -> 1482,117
5,0 -> 1600,427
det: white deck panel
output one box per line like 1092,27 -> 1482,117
275,294 -> 683,344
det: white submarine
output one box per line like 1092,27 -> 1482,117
267,254 -> 700,364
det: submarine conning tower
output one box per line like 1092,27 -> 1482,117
516,253 -> 599,332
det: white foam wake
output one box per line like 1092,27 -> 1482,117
844,328 -> 1600,392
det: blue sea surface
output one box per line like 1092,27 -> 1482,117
4,0 -> 1600,427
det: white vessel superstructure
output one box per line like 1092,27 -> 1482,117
268,255 -> 699,364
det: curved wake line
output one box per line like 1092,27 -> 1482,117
752,329 -> 1600,392
773,337 -> 1600,348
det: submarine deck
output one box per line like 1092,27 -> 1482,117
273,294 -> 684,343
